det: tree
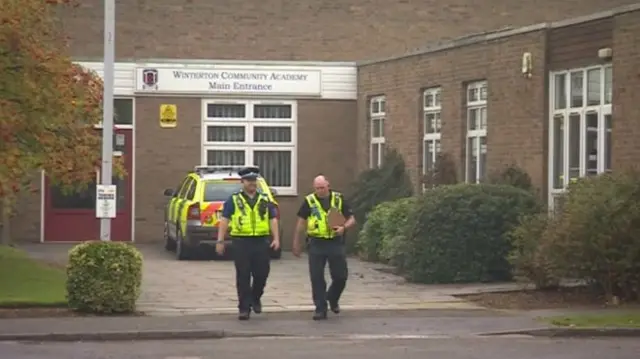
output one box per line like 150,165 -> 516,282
0,0 -> 123,243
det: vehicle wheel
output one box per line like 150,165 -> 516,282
175,227 -> 190,261
164,221 -> 176,251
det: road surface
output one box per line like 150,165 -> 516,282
1,336 -> 639,359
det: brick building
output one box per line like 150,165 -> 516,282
10,1 -> 640,245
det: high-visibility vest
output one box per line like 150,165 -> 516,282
229,192 -> 271,237
305,191 -> 343,239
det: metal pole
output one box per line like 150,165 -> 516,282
100,0 -> 115,241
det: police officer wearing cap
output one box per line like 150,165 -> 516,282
216,167 -> 280,320
292,175 -> 356,320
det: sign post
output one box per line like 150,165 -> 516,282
99,0 -> 116,241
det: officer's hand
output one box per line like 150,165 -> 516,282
333,226 -> 345,236
292,240 -> 302,257
215,241 -> 225,255
270,238 -> 280,250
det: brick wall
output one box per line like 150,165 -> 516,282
58,0 -> 639,61
357,31 -> 548,192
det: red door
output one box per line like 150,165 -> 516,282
43,129 -> 133,242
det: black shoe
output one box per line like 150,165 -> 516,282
312,311 -> 328,320
252,299 -> 262,314
238,311 -> 250,320
328,299 -> 340,314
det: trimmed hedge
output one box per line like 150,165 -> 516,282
66,241 -> 143,314
511,171 -> 640,300
401,184 -> 539,284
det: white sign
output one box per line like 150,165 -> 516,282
96,185 -> 117,219
135,67 -> 322,96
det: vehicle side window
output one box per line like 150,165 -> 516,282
175,178 -> 189,197
186,180 -> 197,200
178,178 -> 194,199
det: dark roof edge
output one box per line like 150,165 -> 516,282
357,2 -> 640,67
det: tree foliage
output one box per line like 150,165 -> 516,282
0,0 -> 124,241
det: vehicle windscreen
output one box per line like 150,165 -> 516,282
203,181 -> 243,202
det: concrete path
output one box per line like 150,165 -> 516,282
17,243 -> 539,316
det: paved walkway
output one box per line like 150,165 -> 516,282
18,243 -> 538,316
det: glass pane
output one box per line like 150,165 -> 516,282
114,99 -> 133,125
434,91 -> 441,107
253,150 -> 292,187
586,69 -> 601,106
466,137 -> 478,183
424,92 -> 434,108
605,114 -> 612,172
568,113 -> 581,181
424,140 -> 435,172
379,99 -> 385,113
479,136 -> 487,182
203,181 -> 243,202
585,112 -> 598,176
379,143 -> 386,165
479,107 -> 487,129
479,84 -> 487,101
467,87 -> 478,102
178,178 -> 193,198
253,126 -> 292,142
372,118 -> 383,137
554,74 -> 566,110
206,150 -> 245,166
468,108 -> 478,130
552,114 -> 565,189
570,71 -> 583,108
51,175 -> 125,210
206,126 -> 245,142
425,113 -> 440,134
207,104 -> 246,118
371,100 -> 379,115
604,67 -> 612,105
253,105 -> 292,119
370,143 -> 379,168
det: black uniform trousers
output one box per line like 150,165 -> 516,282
307,236 -> 348,313
231,236 -> 271,312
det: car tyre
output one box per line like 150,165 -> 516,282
175,227 -> 190,261
164,221 -> 176,251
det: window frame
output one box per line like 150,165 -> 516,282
465,81 -> 488,183
422,87 -> 442,179
369,95 -> 386,168
548,65 -> 612,212
201,100 -> 297,195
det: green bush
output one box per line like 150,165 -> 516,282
378,197 -> 417,270
349,148 -> 413,257
508,212 -> 560,289
66,241 -> 143,314
422,152 -> 458,189
542,172 -> 640,301
356,202 -> 388,261
400,183 -> 540,284
488,164 -> 533,192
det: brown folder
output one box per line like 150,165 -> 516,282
327,208 -> 346,227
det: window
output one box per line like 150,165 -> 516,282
202,101 -> 296,195
549,65 -> 612,212
369,96 -> 386,168
423,88 -> 441,176
465,81 -> 487,183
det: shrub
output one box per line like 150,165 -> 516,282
349,148 -> 413,256
422,152 -> 458,189
400,183 -> 540,284
66,241 -> 143,314
542,171 -> 640,301
508,213 -> 560,289
378,197 -> 418,270
488,164 -> 533,192
356,202 -> 388,261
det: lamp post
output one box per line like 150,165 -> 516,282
99,0 -> 115,241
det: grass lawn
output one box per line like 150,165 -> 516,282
0,245 -> 67,307
545,311 -> 640,328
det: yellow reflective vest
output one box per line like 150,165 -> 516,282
305,191 -> 343,239
229,192 -> 271,237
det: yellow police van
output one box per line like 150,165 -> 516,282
162,166 -> 283,260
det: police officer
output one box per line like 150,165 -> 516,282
216,167 -> 280,320
292,175 -> 356,320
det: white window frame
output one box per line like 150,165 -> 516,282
548,65 -> 612,212
201,100 -> 297,195
369,96 -> 386,168
422,87 -> 442,190
465,81 -> 488,183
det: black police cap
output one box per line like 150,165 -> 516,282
238,166 -> 260,179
